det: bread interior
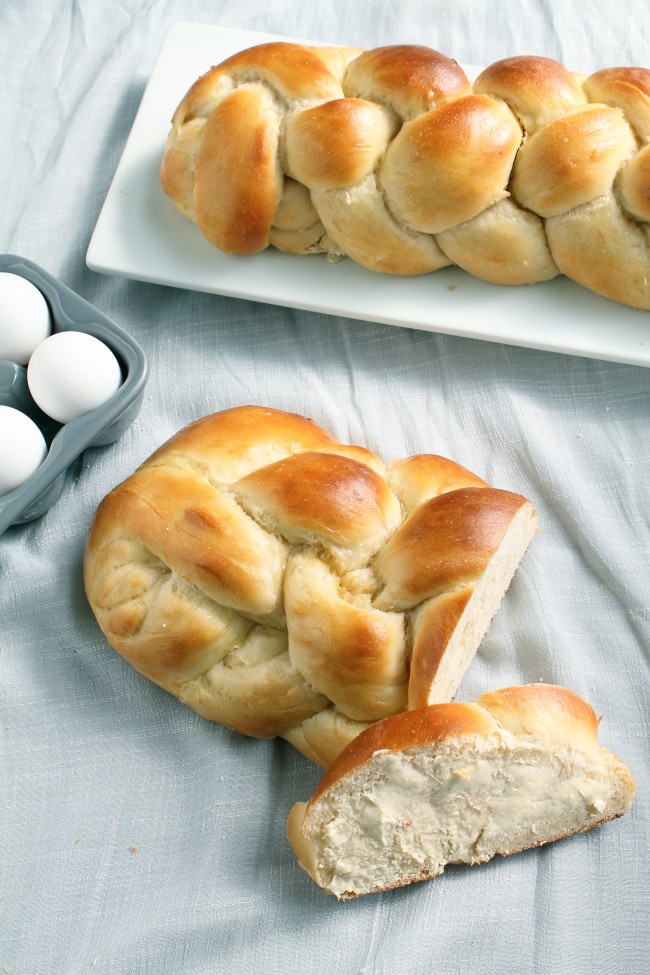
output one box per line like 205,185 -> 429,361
295,734 -> 632,898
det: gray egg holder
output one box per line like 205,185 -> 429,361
0,254 -> 148,535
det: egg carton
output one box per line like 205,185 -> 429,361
0,254 -> 148,535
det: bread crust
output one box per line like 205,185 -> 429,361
161,43 -> 650,309
309,700 -> 500,802
308,684 -> 600,802
84,406 -> 537,764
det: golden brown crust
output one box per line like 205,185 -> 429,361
476,683 -> 600,749
306,683 -> 613,803
373,487 -> 532,610
286,98 -> 398,191
161,43 -> 650,309
582,67 -> 650,140
309,700 -> 498,802
511,106 -> 636,218
84,406 -> 537,764
144,404 -> 345,480
407,588 -> 474,709
343,45 -> 472,118
385,454 -> 488,511
193,87 -> 282,253
382,95 -> 521,234
473,56 -> 587,133
284,553 -> 407,722
234,451 -> 398,549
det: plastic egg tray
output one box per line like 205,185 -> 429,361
0,254 -> 148,535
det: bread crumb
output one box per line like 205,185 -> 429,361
447,284 -> 457,291
129,846 -> 138,854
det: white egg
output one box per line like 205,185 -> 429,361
0,272 -> 52,365
27,330 -> 122,424
0,404 -> 48,496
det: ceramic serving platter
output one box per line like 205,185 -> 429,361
86,22 -> 650,368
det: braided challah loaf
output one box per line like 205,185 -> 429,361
84,406 -> 537,767
287,684 -> 636,898
160,42 -> 650,310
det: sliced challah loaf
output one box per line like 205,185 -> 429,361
287,684 -> 636,898
161,42 -> 650,309
83,406 -> 537,767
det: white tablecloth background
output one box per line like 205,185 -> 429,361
1,2 -> 648,973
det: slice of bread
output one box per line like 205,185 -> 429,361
286,684 -> 635,898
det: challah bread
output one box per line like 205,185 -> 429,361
286,684 -> 636,899
161,42 -> 650,310
83,406 -> 537,767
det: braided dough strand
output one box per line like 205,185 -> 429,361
161,43 -> 650,309
84,406 -> 538,767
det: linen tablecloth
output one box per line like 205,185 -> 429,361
1,2 -> 648,972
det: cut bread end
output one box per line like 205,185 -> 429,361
409,499 -> 539,709
286,685 -> 635,899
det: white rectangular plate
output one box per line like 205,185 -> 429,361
87,22 -> 650,367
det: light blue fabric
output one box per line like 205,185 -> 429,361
0,2 -> 648,973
